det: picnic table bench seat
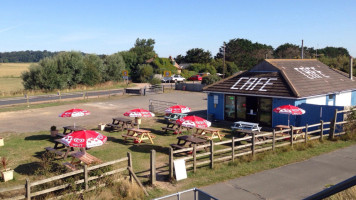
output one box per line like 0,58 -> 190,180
45,147 -> 64,157
63,162 -> 78,171
170,144 -> 185,150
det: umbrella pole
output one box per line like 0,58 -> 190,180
288,114 -> 290,127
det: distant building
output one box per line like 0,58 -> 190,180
204,59 -> 356,127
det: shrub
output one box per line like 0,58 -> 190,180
202,75 -> 221,85
149,77 -> 161,85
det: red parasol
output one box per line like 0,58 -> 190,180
273,105 -> 306,126
61,130 -> 107,149
59,108 -> 90,127
165,105 -> 191,114
176,115 -> 211,128
123,108 -> 155,128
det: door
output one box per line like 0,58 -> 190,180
246,97 -> 258,122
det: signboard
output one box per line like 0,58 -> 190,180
174,159 -> 187,181
122,70 -> 128,77
230,77 -> 277,91
164,71 -> 171,77
294,67 -> 329,79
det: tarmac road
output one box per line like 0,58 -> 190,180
0,91 -> 207,134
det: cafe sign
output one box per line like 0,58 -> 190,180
230,77 -> 277,91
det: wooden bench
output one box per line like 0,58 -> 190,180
170,144 -> 185,150
45,147 -> 64,157
63,162 -> 78,171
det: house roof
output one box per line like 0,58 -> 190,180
204,59 -> 356,98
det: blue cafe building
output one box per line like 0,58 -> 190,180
204,59 -> 356,127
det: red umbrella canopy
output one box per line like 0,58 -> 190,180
176,115 -> 211,128
123,108 -> 155,118
273,105 -> 306,115
61,130 -> 107,148
59,108 -> 90,118
165,105 -> 191,114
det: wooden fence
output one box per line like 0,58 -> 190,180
168,107 -> 355,179
0,153 -> 137,200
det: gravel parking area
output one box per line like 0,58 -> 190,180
0,91 -> 207,135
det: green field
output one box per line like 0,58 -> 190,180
0,63 -> 32,93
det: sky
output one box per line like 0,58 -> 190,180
1,0 -> 356,58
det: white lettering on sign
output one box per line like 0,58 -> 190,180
230,77 -> 277,91
294,67 -> 329,79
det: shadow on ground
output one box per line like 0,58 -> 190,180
25,134 -> 52,141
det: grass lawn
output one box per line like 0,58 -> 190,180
1,115 -> 356,199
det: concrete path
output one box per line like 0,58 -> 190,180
200,144 -> 356,200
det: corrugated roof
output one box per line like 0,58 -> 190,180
204,59 -> 356,98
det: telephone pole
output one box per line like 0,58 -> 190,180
223,44 -> 226,78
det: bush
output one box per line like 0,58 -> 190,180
149,77 -> 161,85
202,75 -> 221,85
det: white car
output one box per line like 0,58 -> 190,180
162,74 -> 186,83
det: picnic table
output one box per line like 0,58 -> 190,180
122,128 -> 156,144
193,127 -> 224,141
161,121 -> 193,134
62,125 -> 85,135
231,121 -> 261,132
234,129 -> 267,141
106,117 -> 135,131
275,125 -> 305,140
44,139 -> 76,159
170,135 -> 207,151
63,151 -> 102,171
164,113 -> 187,122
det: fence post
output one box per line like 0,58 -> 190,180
329,109 -> 338,140
272,129 -> 276,151
127,152 -> 133,183
305,124 -> 308,144
251,132 -> 255,157
150,150 -> 156,185
26,178 -> 31,200
210,140 -> 214,169
84,165 -> 88,190
290,126 -> 294,147
320,120 -> 324,141
193,144 -> 197,173
169,147 -> 174,180
231,137 -> 235,162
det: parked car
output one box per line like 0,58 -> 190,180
188,75 -> 203,81
161,74 -> 186,83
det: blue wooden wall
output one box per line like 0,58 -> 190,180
271,98 -> 306,127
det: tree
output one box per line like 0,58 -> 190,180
273,43 -> 300,58
318,47 -> 349,58
103,53 -> 126,82
129,38 -> 156,64
174,54 -> 185,64
82,54 -> 103,86
183,48 -> 212,63
216,38 -> 273,70
138,64 -> 153,83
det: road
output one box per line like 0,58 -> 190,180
0,89 -> 124,106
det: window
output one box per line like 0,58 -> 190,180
225,95 -> 235,119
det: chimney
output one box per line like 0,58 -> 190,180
350,56 -> 353,80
